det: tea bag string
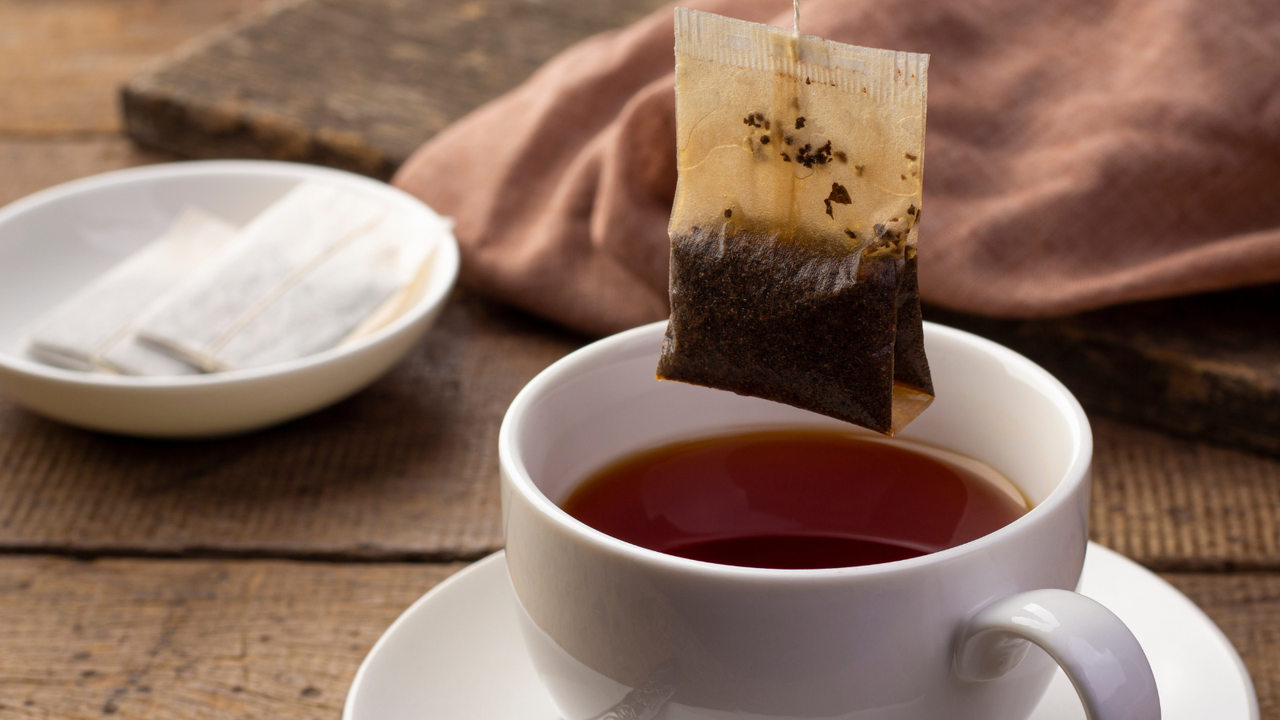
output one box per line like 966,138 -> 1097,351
793,0 -> 800,33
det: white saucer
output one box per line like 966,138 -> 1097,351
344,543 -> 1258,720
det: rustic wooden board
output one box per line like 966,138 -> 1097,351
0,0 -> 274,136
1163,571 -> 1280,718
1090,416 -> 1280,572
0,137 -> 172,207
0,555 -> 464,719
122,0 -> 669,179
0,290 -> 1275,570
925,285 -> 1280,457
0,0 -> 277,209
0,555 -> 1270,719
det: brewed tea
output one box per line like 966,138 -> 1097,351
561,430 -> 1027,570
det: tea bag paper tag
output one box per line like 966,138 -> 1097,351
24,207 -> 238,375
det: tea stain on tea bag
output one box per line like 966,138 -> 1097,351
658,9 -> 933,435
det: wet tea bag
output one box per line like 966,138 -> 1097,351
656,8 -> 934,435
24,208 -> 237,375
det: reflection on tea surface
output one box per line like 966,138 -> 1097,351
562,430 -> 1028,570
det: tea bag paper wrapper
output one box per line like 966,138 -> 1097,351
99,336 -> 203,376
657,8 -> 934,435
134,181 -> 440,371
24,207 -> 238,375
208,209 -> 438,369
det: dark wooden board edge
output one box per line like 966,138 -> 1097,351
121,0 -> 671,180
924,284 -> 1280,457
121,86 -> 400,179
120,0 -> 400,179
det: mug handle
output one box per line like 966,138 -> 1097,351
955,589 -> 1160,720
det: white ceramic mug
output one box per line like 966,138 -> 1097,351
499,321 -> 1159,720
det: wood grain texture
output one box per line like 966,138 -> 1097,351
1091,416 -> 1280,572
1162,572 -> 1280,719
0,0 -> 275,136
0,555 -> 463,719
0,555 -> 1269,720
0,290 -> 585,561
0,299 -> 1276,570
0,0 -> 276,209
925,285 -> 1280,457
0,137 -> 173,207
122,0 -> 670,179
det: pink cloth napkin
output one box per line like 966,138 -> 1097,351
395,0 -> 1280,337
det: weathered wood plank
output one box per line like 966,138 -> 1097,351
0,555 -> 464,719
0,293 -> 1276,571
1090,416 -> 1280,572
0,137 -> 172,208
0,290 -> 585,561
122,0 -> 670,179
1161,571 -> 1280,719
0,0 -> 275,136
925,285 -> 1280,457
0,556 -> 1269,720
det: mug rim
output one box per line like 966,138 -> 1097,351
499,320 -> 1093,581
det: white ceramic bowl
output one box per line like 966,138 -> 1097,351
0,160 -> 460,438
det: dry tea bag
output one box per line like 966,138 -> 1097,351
656,8 -> 934,435
133,181 -> 440,372
24,208 -> 237,375
206,207 -> 438,369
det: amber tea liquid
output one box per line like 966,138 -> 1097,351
561,430 -> 1028,570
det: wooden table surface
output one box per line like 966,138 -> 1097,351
2,2 -> 1279,718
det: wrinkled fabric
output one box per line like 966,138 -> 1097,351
395,0 -> 1280,337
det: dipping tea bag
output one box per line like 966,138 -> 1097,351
133,181 -> 440,371
24,208 -> 237,375
656,8 -> 934,435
